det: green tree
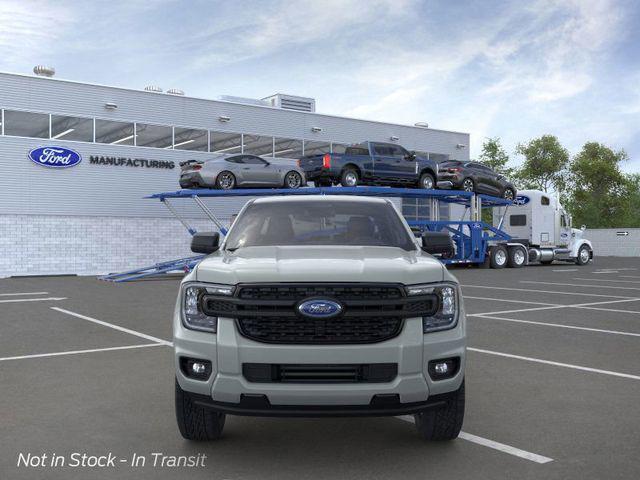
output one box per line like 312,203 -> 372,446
478,137 -> 514,177
566,142 -> 633,228
515,135 -> 569,192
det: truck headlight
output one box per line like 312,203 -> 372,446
181,282 -> 234,333
406,283 -> 459,333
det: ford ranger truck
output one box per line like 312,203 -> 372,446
298,141 -> 439,189
173,195 -> 466,441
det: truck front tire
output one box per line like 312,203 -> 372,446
175,380 -> 225,441
576,245 -> 591,265
418,172 -> 435,189
415,380 -> 465,441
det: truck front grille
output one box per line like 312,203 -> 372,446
201,283 -> 438,345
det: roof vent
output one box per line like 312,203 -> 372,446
414,122 -> 429,128
33,65 -> 55,77
167,88 -> 185,96
144,85 -> 163,93
219,95 -> 270,107
262,94 -> 316,112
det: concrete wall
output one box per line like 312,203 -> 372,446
583,228 -> 640,257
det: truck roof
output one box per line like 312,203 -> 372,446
252,195 -> 390,205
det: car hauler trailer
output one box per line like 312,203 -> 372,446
100,186 -> 593,281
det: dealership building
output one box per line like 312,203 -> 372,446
0,69 -> 470,278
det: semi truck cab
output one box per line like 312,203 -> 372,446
495,190 -> 593,265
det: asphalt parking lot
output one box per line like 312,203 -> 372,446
1,257 -> 639,480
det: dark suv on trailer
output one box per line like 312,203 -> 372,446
437,160 -> 516,199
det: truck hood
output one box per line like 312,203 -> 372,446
195,246 -> 445,285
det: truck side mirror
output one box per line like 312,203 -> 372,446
191,232 -> 220,254
421,232 -> 454,258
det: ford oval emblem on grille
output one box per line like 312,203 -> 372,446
297,299 -> 342,318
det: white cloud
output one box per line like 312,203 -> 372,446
0,0 -> 74,68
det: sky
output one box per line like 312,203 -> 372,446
1,0 -> 639,171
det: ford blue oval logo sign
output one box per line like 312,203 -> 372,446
298,299 -> 342,318
514,195 -> 530,206
28,146 -> 82,168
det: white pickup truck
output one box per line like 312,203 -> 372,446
173,195 -> 466,441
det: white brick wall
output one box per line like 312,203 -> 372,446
0,214 -> 226,278
583,228 -> 640,257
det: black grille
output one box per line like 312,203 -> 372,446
243,363 -> 398,383
201,283 -> 438,345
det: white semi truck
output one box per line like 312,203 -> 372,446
490,189 -> 593,268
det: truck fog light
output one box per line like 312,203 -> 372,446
428,358 -> 459,380
180,357 -> 212,380
434,362 -> 449,374
192,362 -> 206,374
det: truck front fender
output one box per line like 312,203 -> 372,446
570,238 -> 593,258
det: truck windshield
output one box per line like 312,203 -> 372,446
225,200 -> 416,251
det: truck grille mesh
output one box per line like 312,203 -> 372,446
201,283 -> 438,345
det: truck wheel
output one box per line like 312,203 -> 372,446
490,245 -> 507,269
415,380 -> 465,441
576,245 -> 591,265
175,380 -> 225,441
340,168 -> 359,187
507,246 -> 526,268
418,172 -> 435,189
216,171 -> 236,190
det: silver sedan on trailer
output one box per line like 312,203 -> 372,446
179,154 -> 307,190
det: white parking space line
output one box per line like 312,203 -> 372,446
573,278 -> 640,284
621,275 -> 640,279
521,281 -> 640,292
396,416 -> 553,464
552,269 -> 579,272
462,284 -> 636,299
0,343 -> 165,362
51,307 -> 172,346
0,297 -> 67,304
469,298 -> 640,317
463,296 -> 559,307
468,348 -> 640,381
0,292 -> 49,296
472,314 -> 640,337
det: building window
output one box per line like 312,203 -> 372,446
274,137 -> 303,158
243,134 -> 274,156
303,140 -> 331,156
173,127 -> 208,151
331,143 -> 348,154
95,119 -> 135,145
51,115 -> 93,142
429,153 -> 450,163
135,123 -> 172,148
3,110 -> 49,138
210,131 -> 242,154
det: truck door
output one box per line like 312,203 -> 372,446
371,143 -> 396,181
558,210 -> 571,247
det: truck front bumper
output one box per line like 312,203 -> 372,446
175,314 -> 466,415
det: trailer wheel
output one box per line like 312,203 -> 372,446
507,246 -> 526,268
576,245 -> 591,266
490,245 -> 508,269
